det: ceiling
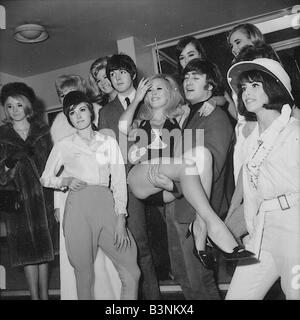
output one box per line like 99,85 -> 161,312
0,0 -> 298,78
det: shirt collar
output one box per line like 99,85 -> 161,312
118,89 -> 136,110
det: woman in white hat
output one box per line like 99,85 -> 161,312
226,58 -> 300,300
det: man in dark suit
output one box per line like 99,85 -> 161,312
151,59 -> 235,299
98,54 -> 160,300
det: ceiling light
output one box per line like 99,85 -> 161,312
14,23 -> 48,43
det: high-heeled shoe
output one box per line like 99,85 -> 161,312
186,221 -> 216,270
193,248 -> 215,270
221,245 -> 256,261
187,233 -> 256,263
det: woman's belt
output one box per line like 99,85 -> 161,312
263,193 -> 300,212
250,193 -> 299,260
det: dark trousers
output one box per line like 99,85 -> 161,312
127,188 -> 160,300
145,205 -> 171,281
166,203 -> 221,300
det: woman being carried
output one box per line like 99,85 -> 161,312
118,74 -> 254,263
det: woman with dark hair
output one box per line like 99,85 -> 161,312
175,36 -> 237,120
41,91 -> 140,300
175,36 -> 207,74
0,82 -> 56,299
226,58 -> 300,299
50,74 -> 122,300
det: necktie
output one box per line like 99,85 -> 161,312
125,97 -> 130,107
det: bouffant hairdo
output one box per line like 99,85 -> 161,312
176,36 -> 207,73
227,23 -> 265,48
138,74 -> 184,121
90,56 -> 110,80
55,74 -> 87,97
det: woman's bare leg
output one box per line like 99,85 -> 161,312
38,263 -> 49,300
24,265 -> 39,300
192,215 -> 207,251
128,146 -> 238,253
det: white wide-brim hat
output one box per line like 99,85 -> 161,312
227,58 -> 294,101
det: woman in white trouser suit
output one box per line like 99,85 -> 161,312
226,58 -> 300,300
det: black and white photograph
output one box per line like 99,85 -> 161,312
0,0 -> 299,304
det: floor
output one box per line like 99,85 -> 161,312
0,235 -> 284,300
0,208 -> 285,301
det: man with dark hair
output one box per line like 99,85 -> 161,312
98,53 -> 160,300
151,59 -> 235,299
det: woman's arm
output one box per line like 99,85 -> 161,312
40,143 -> 65,189
0,143 -> 33,185
108,136 -> 128,216
0,144 -> 11,185
225,168 -> 243,222
118,78 -> 152,135
41,143 -> 87,191
107,136 -> 131,250
201,92 -> 237,119
224,91 -> 237,119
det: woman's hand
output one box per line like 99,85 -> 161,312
4,147 -> 34,169
114,215 -> 131,251
62,177 -> 87,191
54,208 -> 60,222
199,99 -> 216,117
133,77 -> 152,104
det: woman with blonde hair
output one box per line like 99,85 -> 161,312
0,82 -> 56,299
119,73 -> 254,263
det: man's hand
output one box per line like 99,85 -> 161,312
114,215 -> 131,251
147,164 -> 173,191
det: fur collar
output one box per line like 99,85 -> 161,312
0,121 -> 50,147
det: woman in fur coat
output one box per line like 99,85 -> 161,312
0,82 -> 56,299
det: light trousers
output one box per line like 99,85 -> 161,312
226,205 -> 300,300
63,185 -> 140,300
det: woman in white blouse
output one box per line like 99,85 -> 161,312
51,74 -> 121,300
226,58 -> 300,300
41,91 -> 140,300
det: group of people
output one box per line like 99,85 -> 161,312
0,22 -> 299,300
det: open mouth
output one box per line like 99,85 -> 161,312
245,99 -> 255,104
151,97 -> 160,102
185,88 -> 194,93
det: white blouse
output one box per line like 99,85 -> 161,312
243,116 -> 300,235
41,132 -> 128,216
